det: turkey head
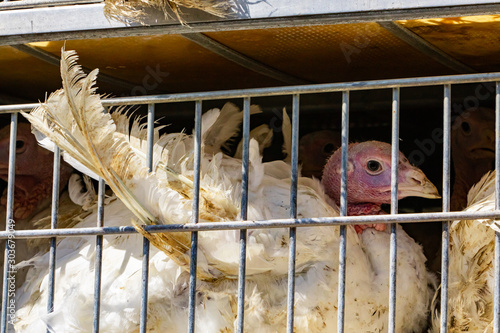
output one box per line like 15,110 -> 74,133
451,107 -> 495,211
0,123 -> 72,220
321,140 -> 440,233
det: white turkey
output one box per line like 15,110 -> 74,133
403,106 -> 495,275
431,170 -> 499,332
0,122 -> 87,290
0,122 -> 74,222
427,107 -> 497,332
16,49 -> 440,332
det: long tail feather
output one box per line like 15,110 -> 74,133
24,48 -> 236,281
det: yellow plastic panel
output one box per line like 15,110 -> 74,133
399,15 -> 500,72
206,23 -> 456,84
0,46 -> 62,102
1,35 -> 284,101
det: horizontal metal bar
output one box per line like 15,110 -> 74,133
4,71 -> 500,113
0,0 -> 102,10
1,210 -> 499,239
2,2 -> 500,46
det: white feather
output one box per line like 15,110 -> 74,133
67,173 -> 96,209
431,171 -> 499,332
234,124 -> 273,159
33,130 -> 101,181
203,102 -> 262,155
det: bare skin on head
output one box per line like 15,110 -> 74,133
299,130 -> 340,179
451,107 -> 495,211
0,123 -> 73,220
321,141 -> 440,233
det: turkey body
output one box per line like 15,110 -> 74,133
431,171 -> 498,332
0,122 -> 81,292
15,190 -> 434,333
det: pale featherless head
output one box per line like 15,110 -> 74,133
321,141 -> 441,206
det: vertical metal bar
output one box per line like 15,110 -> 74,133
46,144 -> 61,330
494,81 -> 500,333
139,213 -> 150,332
146,104 -> 155,171
140,103 -> 155,333
93,107 -> 111,333
441,84 -> 452,333
388,87 -> 400,333
1,113 -> 17,333
286,94 -> 300,333
188,100 -> 202,333
337,91 -> 349,333
236,97 -> 251,333
92,178 -> 105,333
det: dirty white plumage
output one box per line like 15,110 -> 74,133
431,171 -> 499,332
103,0 -> 236,25
18,49 -> 436,332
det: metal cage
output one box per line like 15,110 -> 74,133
1,72 -> 500,332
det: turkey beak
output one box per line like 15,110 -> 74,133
398,168 -> 441,199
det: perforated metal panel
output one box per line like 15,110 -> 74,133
205,23 -> 456,83
399,15 -> 500,72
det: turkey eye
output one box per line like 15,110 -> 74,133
16,140 -> 25,152
461,121 -> 471,134
366,160 -> 382,174
323,143 -> 335,155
